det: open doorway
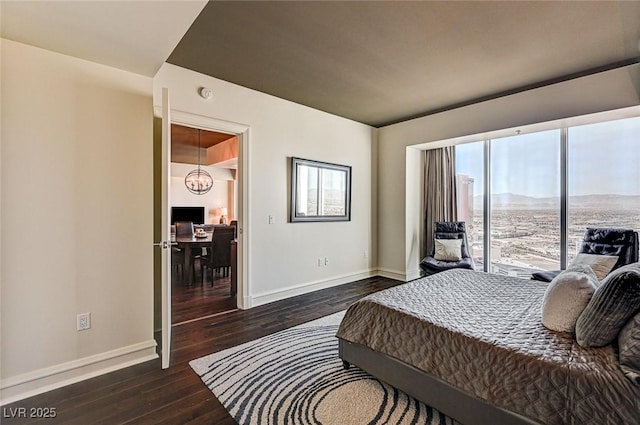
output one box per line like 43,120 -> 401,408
154,105 -> 249,367
170,124 -> 239,325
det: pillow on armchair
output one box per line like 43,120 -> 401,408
434,239 -> 462,261
569,253 -> 618,281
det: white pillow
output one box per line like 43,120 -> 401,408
569,253 -> 618,281
433,239 -> 462,261
541,264 -> 598,333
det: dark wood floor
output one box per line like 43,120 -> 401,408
172,261 -> 237,325
2,275 -> 401,424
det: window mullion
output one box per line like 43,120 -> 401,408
317,168 -> 323,215
560,128 -> 568,270
483,139 -> 491,272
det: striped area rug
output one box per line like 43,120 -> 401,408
189,312 -> 459,425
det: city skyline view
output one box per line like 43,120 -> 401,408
453,116 -> 639,278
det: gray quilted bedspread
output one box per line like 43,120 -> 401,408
336,269 -> 640,425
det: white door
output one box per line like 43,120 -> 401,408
159,87 -> 172,369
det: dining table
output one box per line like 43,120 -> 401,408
172,231 -> 212,286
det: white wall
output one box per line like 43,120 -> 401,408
170,162 -> 233,223
154,64 -> 376,307
377,64 -> 640,279
404,147 -> 423,281
0,40 -> 156,403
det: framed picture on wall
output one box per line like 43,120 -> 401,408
290,157 -> 352,222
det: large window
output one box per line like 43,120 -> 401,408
567,118 -> 640,262
490,130 -> 560,277
454,116 -> 640,277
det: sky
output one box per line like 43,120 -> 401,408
455,116 -> 640,198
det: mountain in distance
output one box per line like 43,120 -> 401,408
473,193 -> 640,210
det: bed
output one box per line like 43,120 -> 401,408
336,269 -> 640,425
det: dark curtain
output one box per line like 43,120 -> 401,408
423,147 -> 458,257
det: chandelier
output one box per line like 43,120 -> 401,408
184,129 -> 213,195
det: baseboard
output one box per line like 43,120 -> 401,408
250,269 -> 378,307
240,295 -> 252,310
376,268 -> 407,281
0,340 -> 158,405
405,268 -> 422,281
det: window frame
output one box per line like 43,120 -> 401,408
290,157 -> 352,223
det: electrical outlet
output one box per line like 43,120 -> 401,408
77,312 -> 91,331
317,258 -> 323,267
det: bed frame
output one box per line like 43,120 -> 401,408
339,339 -> 541,425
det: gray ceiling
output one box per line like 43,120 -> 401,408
3,1 -> 638,128
168,1 -> 640,127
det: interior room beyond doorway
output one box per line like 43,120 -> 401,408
170,124 -> 239,324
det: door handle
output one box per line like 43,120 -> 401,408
153,241 -> 169,249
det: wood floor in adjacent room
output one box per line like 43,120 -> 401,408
172,262 -> 237,325
2,276 -> 401,424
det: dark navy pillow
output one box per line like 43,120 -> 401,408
575,262 -> 640,347
618,312 -> 640,384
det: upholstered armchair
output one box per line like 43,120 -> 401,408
420,221 -> 475,276
532,227 -> 639,282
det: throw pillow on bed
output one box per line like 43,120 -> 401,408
433,239 -> 462,261
569,253 -> 618,281
575,262 -> 640,347
618,311 -> 640,385
541,264 -> 598,333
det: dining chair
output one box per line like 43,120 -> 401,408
229,220 -> 238,238
201,227 -> 236,286
175,221 -> 194,236
171,247 -> 186,279
173,221 -> 200,282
